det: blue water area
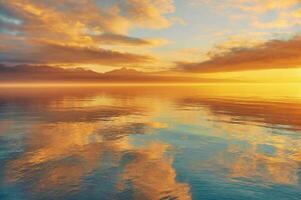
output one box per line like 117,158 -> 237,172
0,86 -> 301,200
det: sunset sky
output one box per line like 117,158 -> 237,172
1,0 -> 301,82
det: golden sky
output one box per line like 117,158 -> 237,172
1,0 -> 301,82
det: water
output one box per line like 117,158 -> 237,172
0,84 -> 301,200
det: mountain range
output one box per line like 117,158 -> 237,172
0,64 -> 233,84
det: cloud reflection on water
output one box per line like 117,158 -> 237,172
1,85 -> 301,199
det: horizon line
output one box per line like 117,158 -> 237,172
0,82 -> 300,88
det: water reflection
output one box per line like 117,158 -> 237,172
0,121 -> 12,134
0,85 -> 301,199
178,97 -> 301,131
120,142 -> 191,200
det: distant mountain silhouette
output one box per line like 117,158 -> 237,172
104,67 -> 144,76
0,64 -> 234,83
0,64 -> 101,82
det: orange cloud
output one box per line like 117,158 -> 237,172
1,0 -> 174,39
177,36 -> 301,73
118,0 -> 175,29
0,37 -> 154,65
0,0 -> 174,66
93,33 -> 169,46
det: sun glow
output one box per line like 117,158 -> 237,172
200,68 -> 301,83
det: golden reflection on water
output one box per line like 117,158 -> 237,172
170,85 -> 301,186
1,86 -> 188,199
119,142 -> 191,200
1,84 -> 301,199
5,121 -> 190,198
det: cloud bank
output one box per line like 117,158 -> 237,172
177,36 -> 301,73
0,0 -> 175,66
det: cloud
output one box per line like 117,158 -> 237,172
0,0 -> 175,65
177,36 -> 301,73
206,33 -> 266,58
236,0 -> 300,13
193,0 -> 301,29
0,36 -> 154,65
1,0 -> 175,38
92,33 -> 169,46
194,0 -> 300,13
117,0 -> 175,30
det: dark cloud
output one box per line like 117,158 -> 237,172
0,38 -> 153,65
177,36 -> 301,73
93,33 -> 153,46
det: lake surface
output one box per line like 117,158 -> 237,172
0,84 -> 301,200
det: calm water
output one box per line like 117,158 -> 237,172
0,85 -> 301,200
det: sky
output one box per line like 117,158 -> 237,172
1,0 -> 301,82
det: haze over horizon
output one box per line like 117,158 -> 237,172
1,0 -> 301,83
